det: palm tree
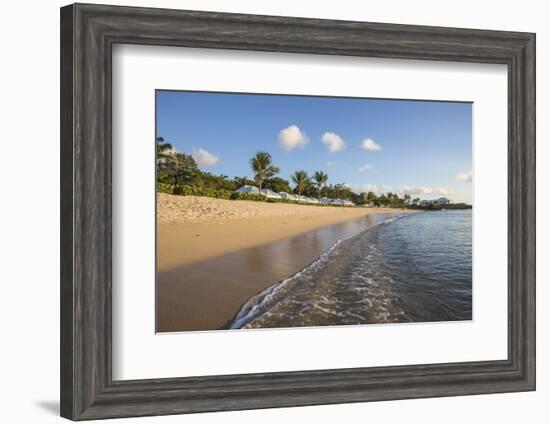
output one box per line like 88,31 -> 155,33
250,152 -> 279,192
313,171 -> 328,199
292,170 -> 309,196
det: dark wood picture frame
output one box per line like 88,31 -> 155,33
60,3 -> 536,420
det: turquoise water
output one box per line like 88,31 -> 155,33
231,210 -> 472,329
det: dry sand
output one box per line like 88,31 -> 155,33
157,193 -> 409,271
156,194 -> 417,332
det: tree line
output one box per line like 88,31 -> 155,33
157,137 -> 420,207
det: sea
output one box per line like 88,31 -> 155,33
230,209 -> 472,329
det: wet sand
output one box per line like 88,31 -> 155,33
157,210 -> 414,332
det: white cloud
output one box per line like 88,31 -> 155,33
456,171 -> 473,182
399,186 -> 450,196
278,125 -> 309,152
192,148 -> 219,167
360,138 -> 382,151
321,132 -> 346,152
359,164 -> 375,172
325,161 -> 335,167
352,184 -> 379,194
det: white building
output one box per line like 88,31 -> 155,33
279,192 -> 296,201
419,198 -> 450,208
234,185 -> 260,195
260,188 -> 282,199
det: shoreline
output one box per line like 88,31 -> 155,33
157,194 -> 418,332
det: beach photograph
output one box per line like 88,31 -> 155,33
155,91 -> 473,333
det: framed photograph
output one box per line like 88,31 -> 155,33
60,3 -> 535,420
154,91 -> 474,333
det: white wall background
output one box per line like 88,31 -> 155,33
0,0 -> 546,423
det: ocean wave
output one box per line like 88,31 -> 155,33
230,214 -> 407,329
229,238 -> 345,329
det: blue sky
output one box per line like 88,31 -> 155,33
156,90 -> 472,203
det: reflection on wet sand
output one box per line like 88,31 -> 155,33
157,213 -> 398,332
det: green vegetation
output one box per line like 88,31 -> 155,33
229,192 -> 265,201
156,136 -> 173,163
264,177 -> 291,194
156,137 -> 457,209
155,137 -> 360,204
229,192 -> 343,207
156,182 -> 174,194
157,137 -> 238,194
437,203 -> 472,210
365,191 -> 377,204
352,191 -> 425,208
173,185 -> 232,199
156,182 -> 231,199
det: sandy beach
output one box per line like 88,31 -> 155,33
157,193 -> 411,270
157,193 -> 417,332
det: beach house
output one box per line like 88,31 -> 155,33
260,188 -> 282,199
306,197 -> 319,204
234,185 -> 260,195
419,197 -> 450,208
279,192 -> 296,201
